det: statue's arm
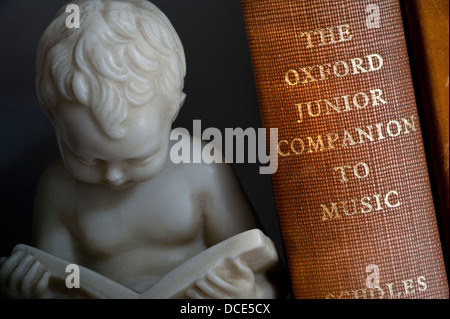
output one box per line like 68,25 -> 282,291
140,229 -> 279,299
198,162 -> 261,246
0,244 -> 139,299
185,162 -> 282,298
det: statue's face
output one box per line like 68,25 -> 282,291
54,97 -> 173,190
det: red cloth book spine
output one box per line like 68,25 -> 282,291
241,0 -> 449,298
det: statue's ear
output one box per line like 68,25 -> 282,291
171,92 -> 186,123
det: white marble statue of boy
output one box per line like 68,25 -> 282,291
0,0 -> 281,299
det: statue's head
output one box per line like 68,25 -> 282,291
36,0 -> 186,189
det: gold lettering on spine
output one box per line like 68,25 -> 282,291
361,196 -> 373,213
334,162 -> 370,182
417,276 -> 427,291
327,133 -> 339,149
333,61 -> 349,77
352,289 -> 368,299
385,190 -> 401,208
354,162 -> 370,179
279,115 -> 418,157
402,279 -> 415,295
295,103 -> 304,123
357,126 -> 374,143
285,69 -> 299,86
402,116 -> 416,134
278,140 -> 290,156
342,130 -> 356,146
307,136 -> 325,153
342,95 -> 352,111
321,203 -> 341,221
308,101 -> 321,118
317,27 -> 337,46
366,53 -> 383,71
342,199 -> 357,216
370,89 -> 387,106
291,138 -> 304,154
373,194 -> 383,211
300,24 -> 352,48
285,54 -> 384,86
326,275 -> 428,298
294,89 -> 386,124
353,92 -> 369,108
375,123 -> 385,140
386,283 -> 401,298
338,291 -> 351,298
335,165 -> 352,182
320,190 -> 401,221
300,30 -> 315,48
318,63 -> 331,80
369,288 -> 385,299
300,66 -> 317,83
336,24 -> 352,42
324,97 -> 341,114
387,120 -> 402,137
351,57 -> 369,74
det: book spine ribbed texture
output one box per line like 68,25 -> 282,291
242,0 -> 449,298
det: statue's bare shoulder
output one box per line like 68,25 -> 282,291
32,158 -> 78,260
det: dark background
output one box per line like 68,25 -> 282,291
0,0 -> 289,291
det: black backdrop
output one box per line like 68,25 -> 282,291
0,0 -> 287,285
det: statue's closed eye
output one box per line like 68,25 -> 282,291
127,155 -> 153,165
76,155 -> 98,166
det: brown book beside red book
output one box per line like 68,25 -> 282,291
241,0 -> 449,298
403,0 -> 449,258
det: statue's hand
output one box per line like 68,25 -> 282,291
0,249 -> 50,299
186,258 -> 256,299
